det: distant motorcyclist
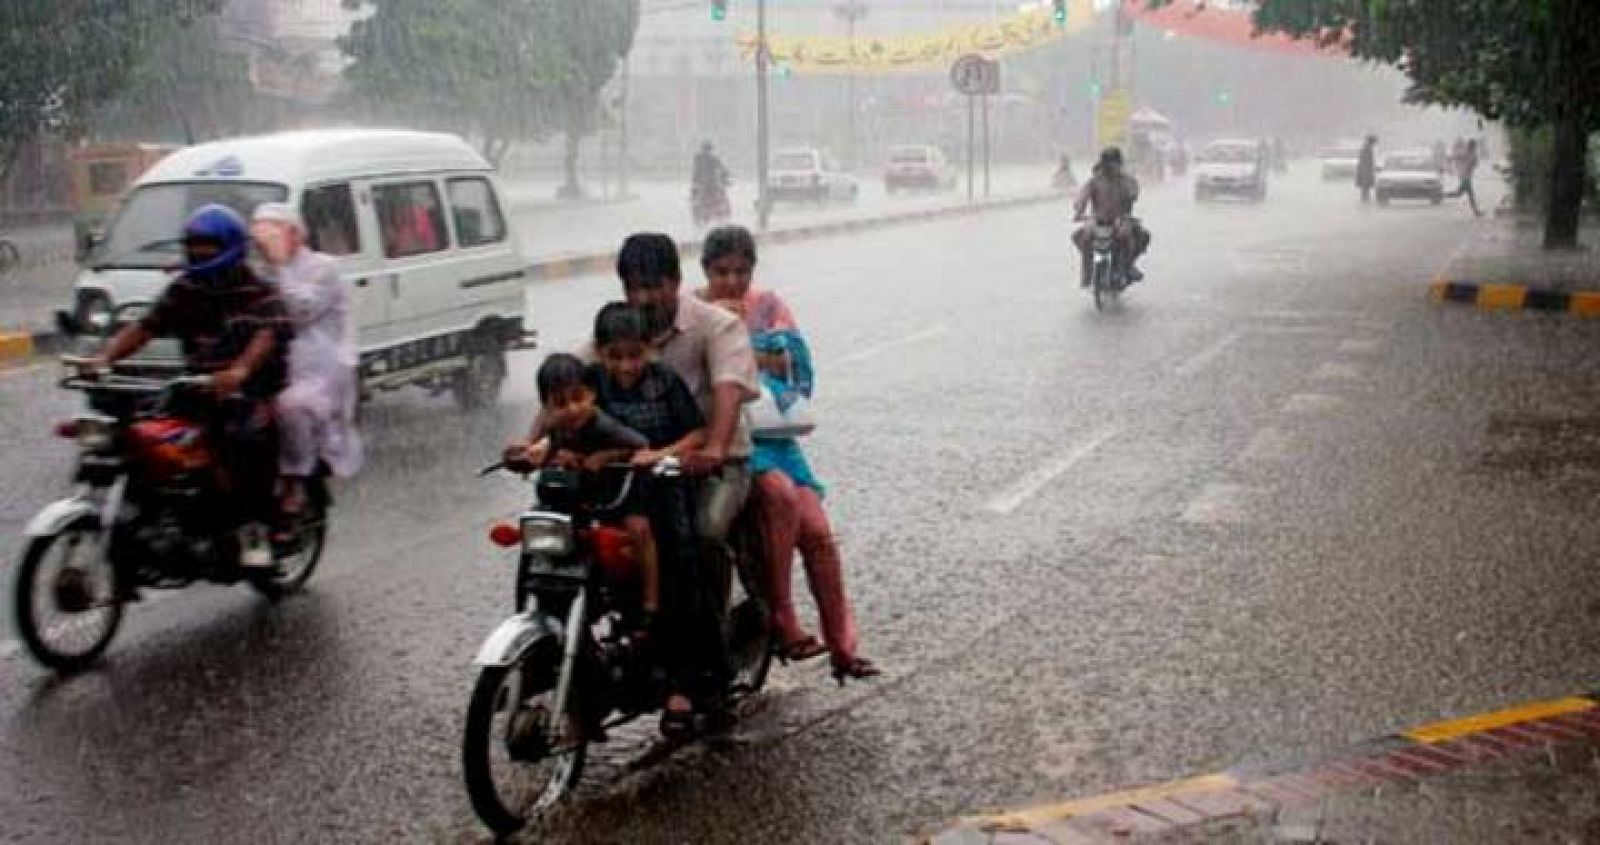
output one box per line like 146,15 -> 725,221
1073,148 -> 1150,285
691,142 -> 731,225
85,204 -> 292,568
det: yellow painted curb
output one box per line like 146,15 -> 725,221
1428,282 -> 1449,302
1476,283 -> 1528,310
1404,697 -> 1595,745
1571,292 -> 1600,317
0,331 -> 34,364
968,773 -> 1239,831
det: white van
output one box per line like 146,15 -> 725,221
65,129 -> 533,409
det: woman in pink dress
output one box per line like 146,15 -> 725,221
696,226 -> 878,683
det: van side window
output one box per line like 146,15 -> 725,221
374,181 -> 449,258
301,183 -> 360,256
447,177 -> 507,247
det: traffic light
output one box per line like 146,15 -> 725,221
712,0 -> 727,21
1089,80 -> 1102,99
1053,0 -> 1067,24
1216,89 -> 1233,106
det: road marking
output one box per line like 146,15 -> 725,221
1312,361 -> 1363,381
983,428 -> 1118,515
1180,482 -> 1255,525
1281,393 -> 1345,415
1173,331 -> 1244,377
968,773 -> 1240,830
1405,697 -> 1595,745
0,640 -> 19,661
1338,337 -> 1384,355
1237,427 -> 1293,466
834,325 -> 950,365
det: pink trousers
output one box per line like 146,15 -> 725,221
754,470 -> 858,662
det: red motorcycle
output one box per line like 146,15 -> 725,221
461,459 -> 771,836
13,365 -> 328,672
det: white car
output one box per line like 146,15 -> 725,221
1193,139 -> 1267,202
884,145 -> 957,193
1321,141 -> 1363,181
65,129 -> 533,409
1375,150 -> 1445,205
768,148 -> 859,203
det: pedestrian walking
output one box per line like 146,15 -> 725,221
1356,135 -> 1378,204
1446,139 -> 1483,217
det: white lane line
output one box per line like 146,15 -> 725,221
983,428 -> 1119,515
1180,482 -> 1255,525
1236,427 -> 1293,466
1173,331 -> 1244,377
1281,393 -> 1345,415
0,640 -> 19,661
1337,337 -> 1384,355
1312,361 -> 1363,381
834,325 -> 950,365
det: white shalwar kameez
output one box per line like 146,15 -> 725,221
275,248 -> 363,478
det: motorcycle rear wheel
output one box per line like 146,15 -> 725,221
463,661 -> 587,837
14,517 -> 123,673
250,492 -> 327,600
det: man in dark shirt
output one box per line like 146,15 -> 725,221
88,204 -> 292,568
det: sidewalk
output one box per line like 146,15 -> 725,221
928,695 -> 1600,844
1429,217 -> 1600,315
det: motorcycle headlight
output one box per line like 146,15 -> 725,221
74,414 -> 116,451
521,514 -> 573,556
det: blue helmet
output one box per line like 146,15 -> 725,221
182,204 -> 249,276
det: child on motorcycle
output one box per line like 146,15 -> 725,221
505,352 -> 665,635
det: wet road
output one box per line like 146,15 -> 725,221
3,166 -> 1598,843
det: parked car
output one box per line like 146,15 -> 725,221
63,129 -> 534,410
884,144 -> 956,193
1320,140 -> 1363,181
1193,139 -> 1268,202
768,147 -> 859,203
1375,150 -> 1445,205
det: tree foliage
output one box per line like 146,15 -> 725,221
340,0 -> 639,180
0,0 -> 220,177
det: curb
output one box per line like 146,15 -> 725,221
527,191 -> 1060,285
1429,280 -> 1600,316
0,330 -> 33,365
926,693 -> 1600,844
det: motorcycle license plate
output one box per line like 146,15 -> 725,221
523,553 -> 586,581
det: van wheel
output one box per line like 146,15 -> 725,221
455,337 -> 506,411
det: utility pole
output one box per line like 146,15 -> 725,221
833,1 -> 869,171
756,0 -> 772,230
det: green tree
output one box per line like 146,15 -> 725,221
538,0 -> 639,198
340,0 -> 637,189
340,0 -> 562,165
0,0 -> 220,182
1148,0 -> 1600,248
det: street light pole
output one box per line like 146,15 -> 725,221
833,1 -> 869,171
756,0 -> 772,231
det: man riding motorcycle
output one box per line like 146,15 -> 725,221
691,142 -> 730,221
1073,147 -> 1151,286
84,204 -> 292,568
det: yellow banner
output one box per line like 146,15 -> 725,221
739,2 -> 1095,76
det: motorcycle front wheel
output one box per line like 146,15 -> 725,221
1092,262 -> 1109,311
462,660 -> 587,837
13,517 -> 123,672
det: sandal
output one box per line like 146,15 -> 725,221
774,635 -> 828,665
830,656 -> 881,686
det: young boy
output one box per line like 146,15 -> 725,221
505,352 -> 663,631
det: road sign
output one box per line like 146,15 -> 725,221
1097,86 -> 1132,149
950,54 -> 1000,96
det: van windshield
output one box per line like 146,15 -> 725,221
93,181 -> 288,269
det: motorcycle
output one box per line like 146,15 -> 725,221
13,364 -> 328,672
462,459 -> 772,836
691,175 -> 731,228
1080,218 -> 1134,311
